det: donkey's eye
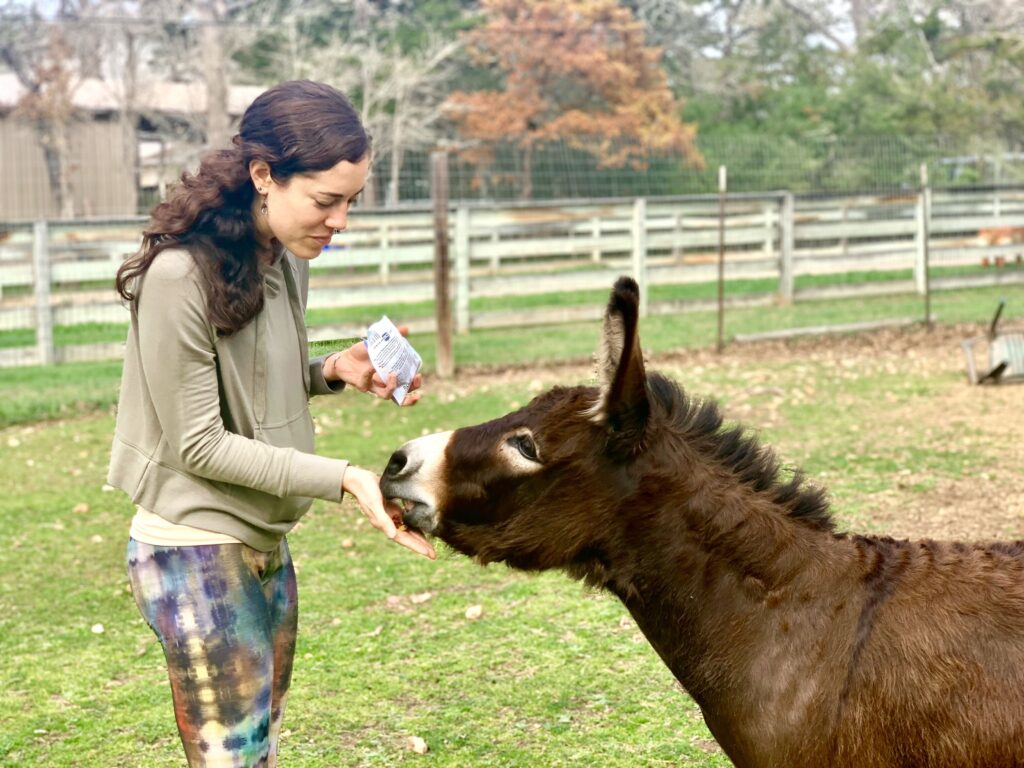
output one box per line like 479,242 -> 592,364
510,434 -> 539,462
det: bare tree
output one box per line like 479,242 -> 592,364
381,34 -> 460,206
776,0 -> 852,52
200,0 -> 230,149
628,0 -> 718,91
269,1 -> 461,206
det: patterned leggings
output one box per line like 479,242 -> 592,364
127,538 -> 298,768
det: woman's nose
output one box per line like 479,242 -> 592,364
326,205 -> 348,232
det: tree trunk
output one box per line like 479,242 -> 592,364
848,0 -> 869,50
355,0 -> 378,207
388,93 -> 405,207
121,28 -> 139,214
521,142 -> 534,200
202,0 -> 230,150
52,118 -> 75,218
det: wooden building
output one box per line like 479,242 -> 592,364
0,72 -> 263,222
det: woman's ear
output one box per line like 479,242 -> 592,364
249,160 -> 273,192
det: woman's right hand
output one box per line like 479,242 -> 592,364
342,466 -> 436,560
326,333 -> 423,406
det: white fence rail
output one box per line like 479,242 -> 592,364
2,188 -> 1024,367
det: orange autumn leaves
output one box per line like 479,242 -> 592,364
444,0 -> 702,174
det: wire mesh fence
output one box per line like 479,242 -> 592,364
375,136 -> 1024,208
6,123 -> 1024,220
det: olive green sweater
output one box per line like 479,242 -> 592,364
107,247 -> 347,551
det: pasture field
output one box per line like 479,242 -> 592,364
0,269 -> 1012,355
0,283 -> 1016,430
1,322 -> 1022,767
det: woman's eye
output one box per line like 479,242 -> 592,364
511,434 -> 538,462
316,197 -> 355,210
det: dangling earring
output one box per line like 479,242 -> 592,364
260,198 -> 268,216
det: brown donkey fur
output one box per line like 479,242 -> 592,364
380,277 -> 1024,768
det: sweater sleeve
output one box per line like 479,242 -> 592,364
136,252 -> 346,502
309,355 -> 346,397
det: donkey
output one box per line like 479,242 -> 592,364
380,277 -> 1024,768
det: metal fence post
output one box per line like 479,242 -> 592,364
779,192 -> 795,303
914,167 -> 930,296
919,163 -> 932,327
379,222 -> 390,283
716,167 -> 727,353
455,206 -> 470,335
631,197 -> 647,318
32,220 -> 55,366
994,155 -> 1002,219
431,151 -> 454,378
672,211 -> 684,262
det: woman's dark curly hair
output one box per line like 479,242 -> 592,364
116,80 -> 370,336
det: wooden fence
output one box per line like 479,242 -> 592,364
2,186 -> 1024,368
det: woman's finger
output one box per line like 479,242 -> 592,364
379,371 -> 398,400
359,498 -> 397,538
357,368 -> 376,392
394,528 -> 436,559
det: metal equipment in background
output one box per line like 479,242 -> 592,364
961,300 -> 1024,385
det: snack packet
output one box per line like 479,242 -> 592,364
365,316 -> 422,404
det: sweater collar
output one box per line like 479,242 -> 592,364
260,243 -> 288,298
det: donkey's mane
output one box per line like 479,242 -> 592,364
646,372 -> 834,532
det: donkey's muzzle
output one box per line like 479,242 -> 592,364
379,432 -> 453,535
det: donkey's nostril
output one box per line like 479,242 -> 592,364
383,449 -> 409,479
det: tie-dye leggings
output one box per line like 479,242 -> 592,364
127,538 -> 298,768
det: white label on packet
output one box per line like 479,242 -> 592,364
364,316 -> 422,404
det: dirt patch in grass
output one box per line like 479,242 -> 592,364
432,322 -> 1024,543
867,472 -> 1024,541
859,376 -> 1024,541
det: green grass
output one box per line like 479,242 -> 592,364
0,359 -> 124,428
0,254 -> 1019,766
0,322 -> 129,349
3,262 -> 1016,351
2,334 -> 1020,767
0,383 -> 730,768
1,283 -> 1019,430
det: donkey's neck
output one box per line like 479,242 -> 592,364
573,481 -> 855,765
583,481 -> 841,645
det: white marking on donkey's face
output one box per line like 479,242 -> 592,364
380,430 -> 452,533
381,427 -> 547,534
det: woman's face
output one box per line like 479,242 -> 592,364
251,154 -> 370,260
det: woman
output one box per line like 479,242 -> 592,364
108,79 -> 434,767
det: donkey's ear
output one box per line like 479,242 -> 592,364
591,277 -> 649,451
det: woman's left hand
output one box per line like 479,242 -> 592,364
325,326 -> 422,406
342,466 -> 436,560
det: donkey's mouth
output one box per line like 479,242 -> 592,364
389,497 -> 439,535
